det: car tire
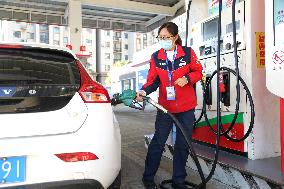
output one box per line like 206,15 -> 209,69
108,170 -> 121,189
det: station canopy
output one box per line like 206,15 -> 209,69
0,0 -> 185,32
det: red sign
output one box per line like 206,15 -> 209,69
256,32 -> 265,68
80,45 -> 86,52
66,44 -> 72,50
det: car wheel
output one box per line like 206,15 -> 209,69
108,170 -> 121,189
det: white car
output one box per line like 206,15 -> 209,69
0,43 -> 121,189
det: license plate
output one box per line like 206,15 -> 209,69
0,156 -> 26,184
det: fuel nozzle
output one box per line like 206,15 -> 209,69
111,93 -> 123,106
119,89 -> 137,107
111,89 -> 146,111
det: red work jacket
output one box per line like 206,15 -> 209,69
141,45 -> 203,113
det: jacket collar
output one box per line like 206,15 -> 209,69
157,44 -> 185,60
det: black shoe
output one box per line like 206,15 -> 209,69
172,183 -> 189,189
142,178 -> 158,189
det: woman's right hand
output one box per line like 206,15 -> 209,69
136,90 -> 146,102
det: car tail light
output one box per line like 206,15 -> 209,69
76,60 -> 110,103
55,152 -> 99,162
0,44 -> 23,49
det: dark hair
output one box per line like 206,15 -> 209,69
158,22 -> 182,45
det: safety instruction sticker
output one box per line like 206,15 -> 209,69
256,32 -> 265,69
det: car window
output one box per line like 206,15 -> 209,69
0,47 -> 81,113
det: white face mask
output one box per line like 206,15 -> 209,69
159,39 -> 174,51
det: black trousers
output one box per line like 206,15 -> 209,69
143,109 -> 195,184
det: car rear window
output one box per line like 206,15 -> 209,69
0,47 -> 81,113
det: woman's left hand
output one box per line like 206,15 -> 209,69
174,77 -> 188,87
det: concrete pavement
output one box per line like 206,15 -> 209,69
113,105 -> 235,189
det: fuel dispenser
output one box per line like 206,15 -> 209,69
189,0 -> 280,162
190,1 -> 248,154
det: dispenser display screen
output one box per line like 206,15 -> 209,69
226,20 -> 240,33
202,17 -> 219,41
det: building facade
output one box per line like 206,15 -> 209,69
0,19 -> 152,90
